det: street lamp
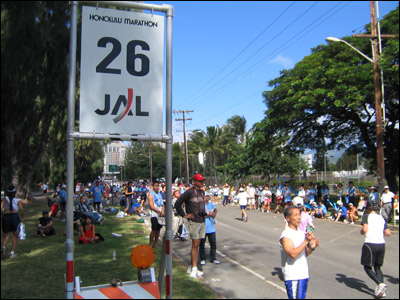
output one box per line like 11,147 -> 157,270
325,35 -> 385,193
325,37 -> 374,63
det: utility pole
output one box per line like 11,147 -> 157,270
352,1 -> 397,193
370,1 -> 385,194
174,110 -> 193,185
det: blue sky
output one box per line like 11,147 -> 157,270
144,1 -> 398,147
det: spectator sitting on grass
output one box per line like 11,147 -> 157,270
75,194 -> 105,225
130,199 -> 146,217
36,211 -> 55,237
78,216 -> 104,244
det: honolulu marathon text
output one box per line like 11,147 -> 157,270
89,14 -> 158,27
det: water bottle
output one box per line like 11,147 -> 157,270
19,223 -> 26,240
112,249 -> 116,262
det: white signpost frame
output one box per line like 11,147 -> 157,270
80,6 -> 164,135
66,2 -> 174,299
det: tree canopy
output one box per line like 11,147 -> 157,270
261,6 -> 399,192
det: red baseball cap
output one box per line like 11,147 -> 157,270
193,174 -> 205,181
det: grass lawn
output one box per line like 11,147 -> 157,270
1,199 -> 220,299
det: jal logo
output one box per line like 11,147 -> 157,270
94,88 -> 149,123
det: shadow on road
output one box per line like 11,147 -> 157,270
271,267 -> 284,282
335,273 -> 375,297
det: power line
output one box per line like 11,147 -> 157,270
176,1 -> 297,110
188,1 -> 351,130
186,2 -> 349,113
179,2 -> 320,111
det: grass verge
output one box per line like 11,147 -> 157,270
1,199 -> 220,299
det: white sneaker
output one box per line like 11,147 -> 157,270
189,268 -> 197,278
190,267 -> 203,278
200,260 -> 206,265
213,260 -> 220,264
375,283 -> 388,298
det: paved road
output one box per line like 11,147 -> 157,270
171,203 -> 399,299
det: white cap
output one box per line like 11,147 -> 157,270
384,186 -> 389,189
292,196 -> 304,207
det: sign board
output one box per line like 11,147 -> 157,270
109,165 -> 118,172
80,6 -> 164,135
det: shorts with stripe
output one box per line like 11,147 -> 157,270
285,278 -> 309,299
361,243 -> 385,267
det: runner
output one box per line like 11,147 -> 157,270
280,206 -> 319,299
238,188 -> 248,222
361,204 -> 391,298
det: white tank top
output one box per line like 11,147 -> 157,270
3,196 -> 21,212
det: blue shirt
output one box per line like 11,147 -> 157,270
306,188 -> 316,202
338,206 -> 347,216
90,185 -> 104,203
348,186 -> 356,196
318,204 -> 328,215
59,190 -> 67,203
205,202 -> 216,234
284,187 -> 292,202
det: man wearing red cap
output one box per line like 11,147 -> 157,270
175,174 -> 207,278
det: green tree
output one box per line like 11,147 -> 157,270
226,115 -> 247,145
262,7 -> 399,192
1,1 -> 70,197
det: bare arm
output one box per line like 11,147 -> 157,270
361,223 -> 368,235
148,194 -> 162,215
280,237 -> 308,259
18,201 -> 24,223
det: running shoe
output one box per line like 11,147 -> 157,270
375,283 -> 388,298
200,260 -> 206,265
189,267 -> 203,278
212,260 -> 220,264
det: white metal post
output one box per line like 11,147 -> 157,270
66,1 -> 78,299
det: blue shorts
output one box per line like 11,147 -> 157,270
285,278 -> 309,299
240,205 -> 247,210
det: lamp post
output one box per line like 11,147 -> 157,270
325,32 -> 385,193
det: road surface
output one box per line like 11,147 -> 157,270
171,203 -> 399,299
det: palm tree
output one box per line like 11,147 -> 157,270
226,115 -> 247,145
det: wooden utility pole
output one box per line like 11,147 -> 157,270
369,1 -> 385,193
352,1 -> 398,193
174,110 -> 193,184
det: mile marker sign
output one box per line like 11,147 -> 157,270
79,6 -> 164,135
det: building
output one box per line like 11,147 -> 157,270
300,153 -> 313,169
103,141 -> 127,178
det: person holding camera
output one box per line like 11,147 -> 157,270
175,174 -> 207,279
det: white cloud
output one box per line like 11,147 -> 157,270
269,54 -> 294,69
